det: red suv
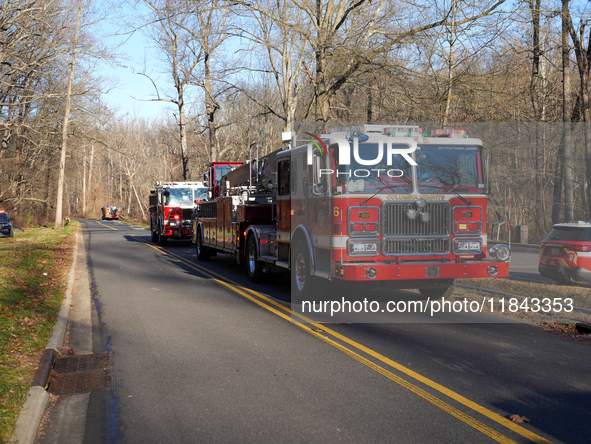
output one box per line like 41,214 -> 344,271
539,221 -> 591,284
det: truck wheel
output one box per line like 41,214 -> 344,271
158,225 -> 167,246
292,240 -> 314,297
196,232 -> 210,261
151,222 -> 158,243
419,279 -> 456,298
246,235 -> 263,283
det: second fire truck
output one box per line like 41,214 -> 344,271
149,181 -> 207,245
192,125 -> 510,297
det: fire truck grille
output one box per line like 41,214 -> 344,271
383,202 -> 450,236
383,238 -> 449,254
182,208 -> 192,220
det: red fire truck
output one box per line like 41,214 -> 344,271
101,206 -> 119,220
149,181 -> 207,245
192,125 -> 510,297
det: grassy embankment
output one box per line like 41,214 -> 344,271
458,277 -> 591,309
0,222 -> 78,443
120,220 -> 149,228
457,277 -> 591,324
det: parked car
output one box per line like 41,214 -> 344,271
0,210 -> 14,238
539,221 -> 591,284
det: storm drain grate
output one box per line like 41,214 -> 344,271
48,352 -> 114,395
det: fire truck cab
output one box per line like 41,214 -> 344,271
203,161 -> 244,199
149,181 -> 207,246
101,206 -> 119,220
193,125 -> 510,297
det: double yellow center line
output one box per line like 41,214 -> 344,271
94,221 -> 118,231
132,235 -> 552,444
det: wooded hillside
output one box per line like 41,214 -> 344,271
1,0 -> 590,242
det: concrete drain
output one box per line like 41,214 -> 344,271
47,352 -> 114,395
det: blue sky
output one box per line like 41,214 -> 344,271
100,31 -> 175,121
99,3 -> 177,121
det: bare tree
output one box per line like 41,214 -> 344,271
55,0 -> 86,229
235,0 -> 311,132
558,0 -> 574,223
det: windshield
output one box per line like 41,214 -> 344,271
167,187 -> 209,205
332,143 -> 412,194
195,187 -> 208,201
0,213 -> 7,221
415,145 -> 483,193
167,188 -> 196,206
215,165 -> 237,181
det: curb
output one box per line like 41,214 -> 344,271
10,228 -> 79,444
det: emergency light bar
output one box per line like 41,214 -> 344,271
326,125 -> 423,137
431,128 -> 468,138
383,126 -> 422,137
326,126 -> 364,135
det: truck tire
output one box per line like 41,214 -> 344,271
419,279 -> 456,299
246,235 -> 263,283
151,221 -> 158,243
196,232 -> 210,261
158,224 -> 167,246
292,240 -> 314,298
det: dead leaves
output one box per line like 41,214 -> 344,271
17,316 -> 38,327
510,414 -> 530,423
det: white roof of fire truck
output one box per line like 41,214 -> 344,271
323,125 -> 481,143
284,125 -> 482,150
156,181 -> 205,188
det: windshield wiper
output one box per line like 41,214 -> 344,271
359,185 -> 402,206
451,190 -> 472,206
359,177 -> 413,206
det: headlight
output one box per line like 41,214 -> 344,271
349,240 -> 379,256
454,238 -> 482,254
365,268 -> 377,279
489,243 -> 511,262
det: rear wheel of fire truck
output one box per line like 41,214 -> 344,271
246,236 -> 263,282
419,279 -> 456,299
196,232 -> 211,261
292,240 -> 315,298
158,224 -> 167,246
151,221 -> 158,243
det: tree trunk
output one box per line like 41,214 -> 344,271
54,0 -> 83,230
314,45 -> 331,123
178,83 -> 189,180
443,0 -> 456,126
87,143 -> 95,217
82,147 -> 87,216
562,0 -> 574,222
552,142 -> 564,225
205,52 -> 218,162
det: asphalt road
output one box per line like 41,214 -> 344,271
56,219 -> 591,443
504,245 -> 554,283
